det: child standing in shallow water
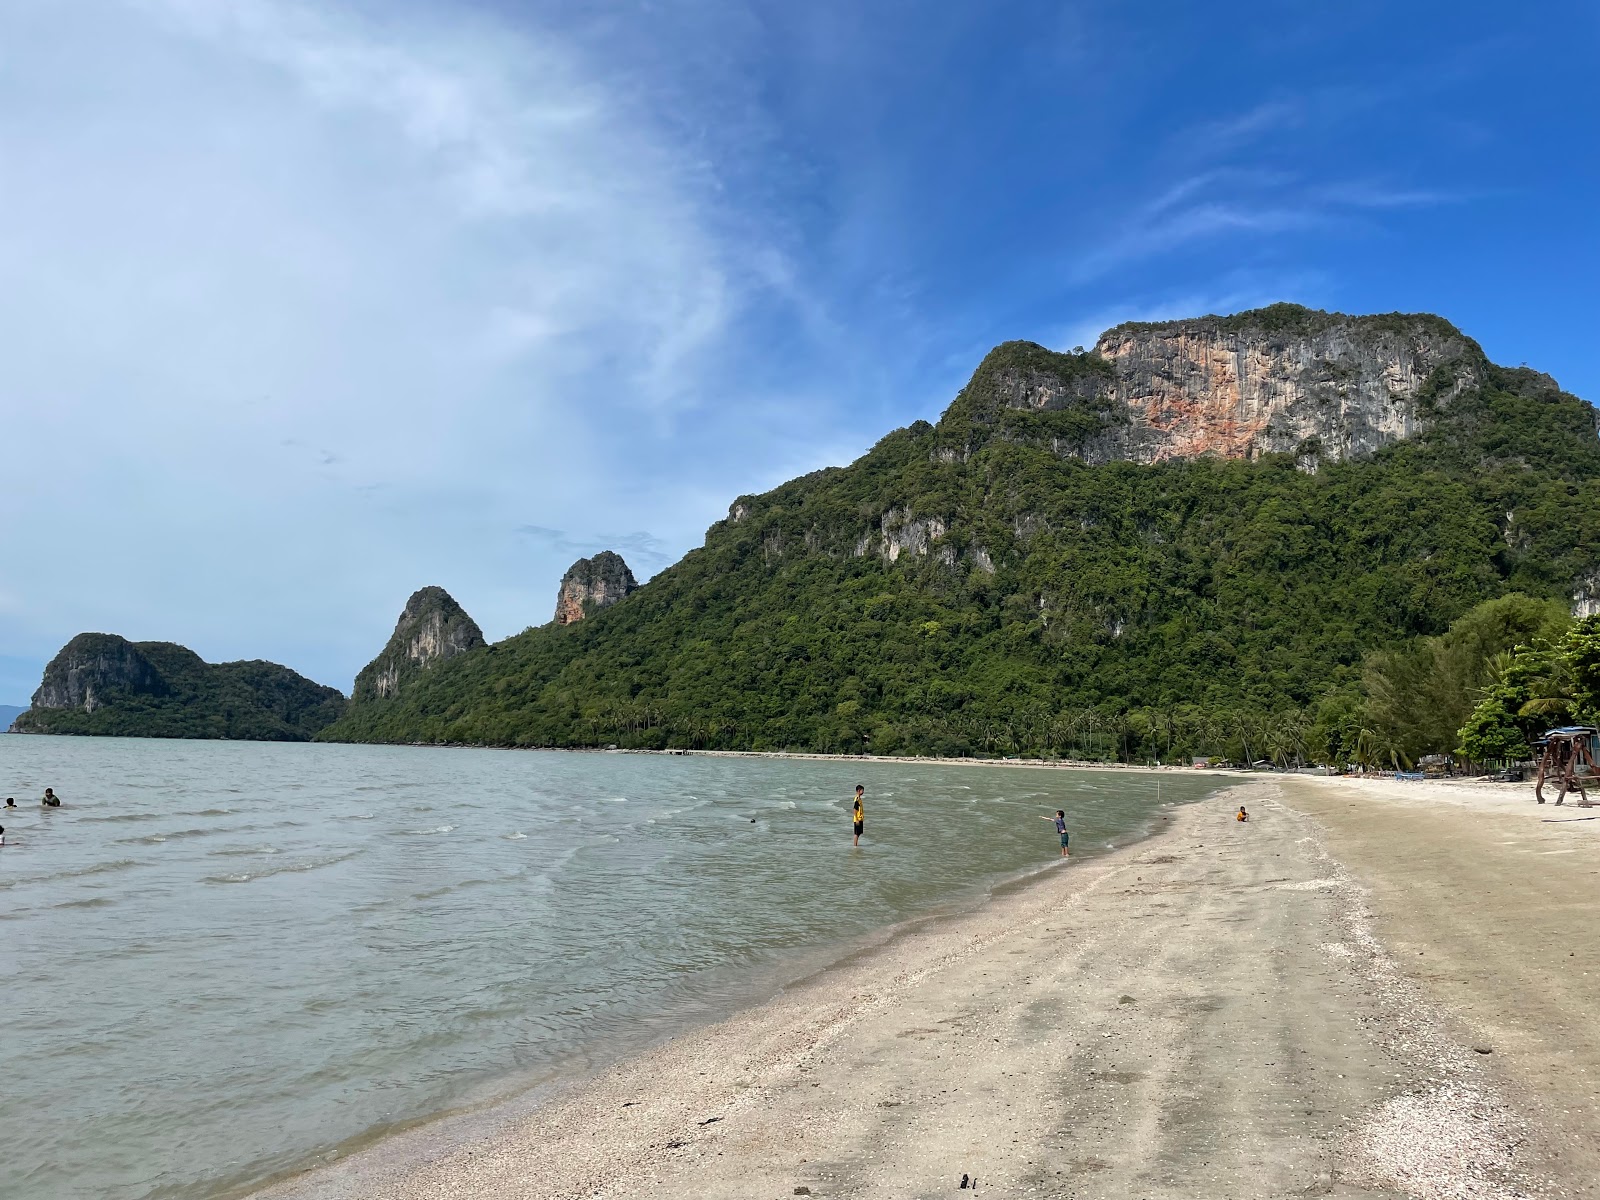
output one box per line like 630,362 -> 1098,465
1040,809 -> 1069,857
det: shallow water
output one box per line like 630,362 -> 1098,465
0,737 -> 1222,1199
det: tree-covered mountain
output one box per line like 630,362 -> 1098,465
15,633 -> 346,741
320,304 -> 1600,761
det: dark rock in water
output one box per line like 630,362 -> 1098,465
15,633 -> 345,741
554,552 -> 637,626
353,587 -> 485,703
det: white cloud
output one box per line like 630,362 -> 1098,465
0,0 -> 799,690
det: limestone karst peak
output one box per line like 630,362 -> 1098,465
352,587 -> 485,703
554,552 -> 638,626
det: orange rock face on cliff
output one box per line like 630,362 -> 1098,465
950,305 -> 1487,467
554,552 -> 638,625
1094,315 -> 1480,463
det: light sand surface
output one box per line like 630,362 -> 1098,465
1286,774 -> 1600,1193
254,778 -> 1597,1200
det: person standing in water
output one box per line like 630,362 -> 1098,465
1040,809 -> 1069,857
41,788 -> 61,808
851,785 -> 865,846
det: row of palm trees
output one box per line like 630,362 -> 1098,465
568,699 -> 1421,769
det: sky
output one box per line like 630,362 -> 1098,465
2,0 -> 1596,703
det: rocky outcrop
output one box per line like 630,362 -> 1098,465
1573,570 -> 1600,620
29,633 -> 166,713
16,634 -> 345,740
949,305 -> 1487,465
554,552 -> 638,625
353,587 -> 485,702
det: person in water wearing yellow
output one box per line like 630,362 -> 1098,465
1237,806 -> 1249,822
1040,809 -> 1070,857
851,785 -> 865,846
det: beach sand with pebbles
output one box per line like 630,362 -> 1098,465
254,776 -> 1598,1200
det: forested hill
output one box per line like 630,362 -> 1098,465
16,634 -> 346,741
319,304 -> 1600,761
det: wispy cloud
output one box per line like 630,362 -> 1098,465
1187,99 -> 1304,154
516,526 -> 673,574
1070,164 -> 1464,285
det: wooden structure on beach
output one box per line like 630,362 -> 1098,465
1532,726 -> 1599,806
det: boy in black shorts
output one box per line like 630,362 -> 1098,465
1040,809 -> 1069,857
852,785 -> 865,846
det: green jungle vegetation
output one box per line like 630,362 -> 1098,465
322,309 -> 1600,768
16,636 -> 346,741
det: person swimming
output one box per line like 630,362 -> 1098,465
4,797 -> 15,809
41,788 -> 61,807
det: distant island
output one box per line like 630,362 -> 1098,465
13,634 -> 346,741
0,704 -> 25,731
19,304 -> 1600,765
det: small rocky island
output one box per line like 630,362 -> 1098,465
14,632 -> 347,740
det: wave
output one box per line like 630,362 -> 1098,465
503,832 -> 528,840
117,828 -> 214,845
41,859 -> 145,882
54,896 -> 116,909
410,877 -> 494,902
78,812 -> 164,824
203,850 -> 361,884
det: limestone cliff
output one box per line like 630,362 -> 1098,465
16,634 -> 345,740
27,632 -> 167,712
946,304 -> 1486,465
353,587 -> 486,702
554,552 -> 638,625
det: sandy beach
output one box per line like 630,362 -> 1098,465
253,775 -> 1598,1200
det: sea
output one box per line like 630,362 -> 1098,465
0,736 -> 1224,1199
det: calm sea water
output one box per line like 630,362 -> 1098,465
0,737 -> 1222,1199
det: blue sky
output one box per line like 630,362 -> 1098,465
2,0 -> 1596,703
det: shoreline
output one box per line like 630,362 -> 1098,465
241,779 -> 1204,1200
249,774 -> 1595,1199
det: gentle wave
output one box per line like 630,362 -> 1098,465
202,850 -> 362,884
117,828 -> 214,845
207,845 -> 280,857
38,858 -> 146,882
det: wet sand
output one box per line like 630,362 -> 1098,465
251,776 -> 1597,1199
